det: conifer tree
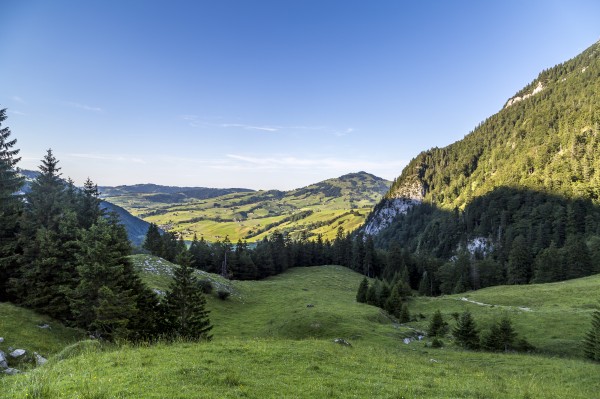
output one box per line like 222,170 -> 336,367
399,303 -> 411,323
78,177 -> 103,229
384,282 -> 403,318
356,277 -> 369,303
71,216 -> 138,340
0,109 -> 23,301
584,310 -> 600,362
453,310 -> 480,350
163,251 -> 212,340
143,223 -> 163,256
482,316 -> 518,352
428,309 -> 448,337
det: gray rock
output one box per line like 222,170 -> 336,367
0,337 -> 4,343
0,351 -> 7,369
9,349 -> 26,358
403,338 -> 411,344
333,338 -> 352,347
3,367 -> 21,375
34,352 -> 48,366
306,304 -> 314,308
37,323 -> 51,329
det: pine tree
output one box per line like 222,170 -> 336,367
399,303 -> 410,323
507,235 -> 532,284
0,108 -> 23,301
356,277 -> 369,303
143,223 -> 163,256
584,310 -> 600,362
453,310 -> 480,350
482,316 -> 518,352
71,216 -> 139,340
78,177 -> 103,229
163,251 -> 212,340
428,310 -> 448,337
384,283 -> 403,318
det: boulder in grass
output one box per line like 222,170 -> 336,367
9,349 -> 26,358
34,352 -> 48,366
0,351 -> 8,369
3,368 -> 20,375
333,338 -> 352,347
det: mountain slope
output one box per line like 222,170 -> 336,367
365,41 -> 600,263
103,171 -> 391,242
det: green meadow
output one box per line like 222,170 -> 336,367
3,257 -> 600,397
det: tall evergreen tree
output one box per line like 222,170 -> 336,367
143,223 -> 163,256
71,217 -> 138,340
163,251 -> 212,340
0,109 -> 23,301
507,235 -> 532,285
453,310 -> 480,350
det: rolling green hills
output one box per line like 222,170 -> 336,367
4,258 -> 599,398
103,171 -> 390,243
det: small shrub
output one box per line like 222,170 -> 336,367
198,279 -> 213,294
217,290 -> 230,300
431,338 -> 444,348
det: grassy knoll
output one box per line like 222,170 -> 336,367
3,260 -> 600,397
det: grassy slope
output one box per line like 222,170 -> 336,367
0,303 -> 83,370
104,172 -> 389,242
407,274 -> 600,357
3,259 -> 600,397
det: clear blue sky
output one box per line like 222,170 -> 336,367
1,0 -> 599,190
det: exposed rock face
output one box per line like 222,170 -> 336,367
3,367 -> 20,375
363,198 -> 421,236
465,237 -> 493,256
505,81 -> 544,108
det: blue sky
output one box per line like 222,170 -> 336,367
1,0 -> 599,190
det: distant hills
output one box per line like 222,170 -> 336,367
102,171 -> 391,242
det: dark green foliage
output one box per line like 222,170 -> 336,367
428,310 -> 448,337
0,109 -> 23,301
217,290 -> 230,300
365,280 -> 379,306
482,316 -> 518,352
356,277 -> 368,303
198,279 -> 213,294
431,337 -> 444,348
143,223 -> 163,255
399,303 -> 410,323
584,310 -> 600,362
163,251 -> 212,340
384,283 -> 403,318
453,311 -> 479,350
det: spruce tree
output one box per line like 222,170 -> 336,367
0,108 -> 23,301
356,277 -> 369,303
399,303 -> 411,323
428,310 -> 448,337
71,216 -> 138,340
453,310 -> 480,350
143,223 -> 163,256
163,251 -> 212,340
384,283 -> 403,317
482,316 -> 518,352
584,310 -> 600,362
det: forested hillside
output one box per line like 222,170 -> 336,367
365,40 -> 600,292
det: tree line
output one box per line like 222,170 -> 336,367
0,109 -> 211,342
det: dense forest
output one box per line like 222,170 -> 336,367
0,109 -> 211,342
364,41 -> 600,293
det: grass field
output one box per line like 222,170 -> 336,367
3,258 -> 600,397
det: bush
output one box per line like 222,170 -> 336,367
198,279 -> 213,294
431,338 -> 444,348
217,290 -> 230,300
